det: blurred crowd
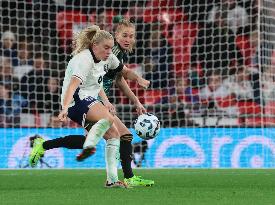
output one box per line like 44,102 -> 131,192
1,0 -> 275,127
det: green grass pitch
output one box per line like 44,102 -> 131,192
0,169 -> 275,205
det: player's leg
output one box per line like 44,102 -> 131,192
29,93 -> 102,167
102,125 -> 126,187
29,134 -> 91,167
79,103 -> 127,188
76,124 -> 95,161
114,116 -> 154,187
114,116 -> 134,179
43,135 -> 85,150
81,102 -> 115,149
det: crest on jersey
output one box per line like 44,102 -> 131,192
104,64 -> 109,72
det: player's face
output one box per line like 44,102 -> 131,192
93,39 -> 114,61
115,27 -> 135,51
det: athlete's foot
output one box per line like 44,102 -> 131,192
124,175 -> 154,187
29,137 -> 45,167
105,180 -> 128,188
76,147 -> 96,162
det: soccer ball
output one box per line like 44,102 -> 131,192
134,113 -> 160,140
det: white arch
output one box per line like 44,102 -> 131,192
231,136 -> 275,168
154,136 -> 205,167
8,136 -> 64,168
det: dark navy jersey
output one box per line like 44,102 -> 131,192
103,43 -> 128,96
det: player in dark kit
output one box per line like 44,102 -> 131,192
29,20 -> 154,187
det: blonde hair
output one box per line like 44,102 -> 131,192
72,25 -> 114,56
115,19 -> 136,53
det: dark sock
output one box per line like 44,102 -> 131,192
43,135 -> 85,150
120,134 -> 134,179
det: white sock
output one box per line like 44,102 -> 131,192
105,138 -> 120,184
83,119 -> 112,149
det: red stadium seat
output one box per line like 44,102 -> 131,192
144,8 -> 186,24
56,11 -> 88,52
118,80 -> 145,104
90,9 -> 116,25
143,0 -> 186,23
143,0 -> 173,22
236,101 -> 261,115
144,89 -> 167,105
159,10 -> 188,39
236,101 -> 262,126
264,101 -> 275,126
241,117 -> 263,127
235,35 -> 255,66
169,23 -> 199,76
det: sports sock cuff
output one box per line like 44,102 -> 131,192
106,138 -> 120,146
120,134 -> 133,141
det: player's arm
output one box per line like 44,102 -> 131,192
109,53 -> 149,88
109,53 -> 148,107
98,88 -> 116,115
58,77 -> 81,121
59,54 -> 91,121
98,88 -> 109,104
121,65 -> 150,89
115,75 -> 146,115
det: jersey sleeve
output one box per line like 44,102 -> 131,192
108,53 -> 123,73
71,54 -> 91,83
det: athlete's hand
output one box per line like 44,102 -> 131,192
105,101 -> 116,115
137,78 -> 150,89
135,101 -> 146,115
58,107 -> 68,122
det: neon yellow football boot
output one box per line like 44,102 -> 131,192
124,175 -> 154,187
29,137 -> 45,167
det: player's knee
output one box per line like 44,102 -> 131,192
111,126 -> 120,139
105,125 -> 120,139
105,115 -> 115,126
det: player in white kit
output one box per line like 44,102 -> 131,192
54,26 -> 126,188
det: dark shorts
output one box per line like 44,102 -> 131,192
68,88 -> 98,127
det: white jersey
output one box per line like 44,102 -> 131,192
61,49 -> 121,106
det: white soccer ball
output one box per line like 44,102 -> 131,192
134,113 -> 160,140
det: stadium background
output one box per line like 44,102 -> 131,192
1,0 -> 275,169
